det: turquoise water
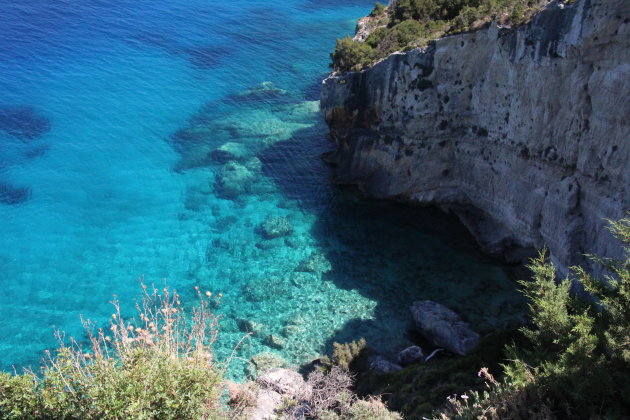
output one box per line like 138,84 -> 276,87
0,0 -> 526,379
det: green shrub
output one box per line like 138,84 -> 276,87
438,216 -> 630,418
365,20 -> 425,56
369,2 -> 387,17
330,37 -> 375,73
0,285 -> 227,420
321,339 -> 369,372
331,0 -> 551,73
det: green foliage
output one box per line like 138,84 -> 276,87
369,2 -> 387,17
579,217 -> 630,363
439,216 -> 630,418
330,37 -> 375,73
321,339 -> 369,372
331,0 -> 550,73
365,20 -> 426,56
0,285 -> 227,420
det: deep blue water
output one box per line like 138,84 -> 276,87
0,0 -> 526,379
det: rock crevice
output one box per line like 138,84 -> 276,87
321,0 -> 629,273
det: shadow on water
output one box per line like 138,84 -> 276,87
260,123 -> 528,359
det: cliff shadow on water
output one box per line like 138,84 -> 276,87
259,122 -> 529,361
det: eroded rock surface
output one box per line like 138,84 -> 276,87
321,0 -> 630,274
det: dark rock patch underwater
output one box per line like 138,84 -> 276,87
0,106 -> 51,140
0,182 -> 31,205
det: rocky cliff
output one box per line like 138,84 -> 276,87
321,0 -> 629,274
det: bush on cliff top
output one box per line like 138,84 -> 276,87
330,0 -> 553,73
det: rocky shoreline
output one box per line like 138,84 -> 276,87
320,0 -> 630,275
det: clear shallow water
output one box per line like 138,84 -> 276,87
0,0 -> 526,379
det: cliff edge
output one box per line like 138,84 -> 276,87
321,0 -> 629,274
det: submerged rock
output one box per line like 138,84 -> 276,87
0,183 -> 31,205
0,106 -> 51,140
210,141 -> 250,163
410,300 -> 479,356
290,271 -> 317,287
228,81 -> 291,104
260,216 -> 293,239
398,345 -> 424,366
215,161 -> 255,199
264,334 -> 287,350
237,319 -> 266,337
242,277 -> 290,302
296,252 -> 332,275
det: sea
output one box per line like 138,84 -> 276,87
0,0 -> 526,379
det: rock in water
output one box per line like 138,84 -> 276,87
0,106 -> 51,140
264,334 -> 287,350
296,252 -> 332,275
410,300 -> 479,356
0,183 -> 31,205
215,161 -> 254,199
398,345 -> 424,366
260,216 -> 293,239
210,142 -> 250,163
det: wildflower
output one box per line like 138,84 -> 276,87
461,394 -> 469,400
127,325 -> 134,331
218,293 -> 223,298
111,314 -> 116,320
194,286 -> 199,291
205,291 -> 212,298
105,336 -> 111,342
84,353 -> 91,359
171,308 -> 177,313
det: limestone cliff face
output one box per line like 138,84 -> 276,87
321,0 -> 629,273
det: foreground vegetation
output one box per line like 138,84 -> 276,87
331,0 -> 557,72
437,217 -> 630,419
